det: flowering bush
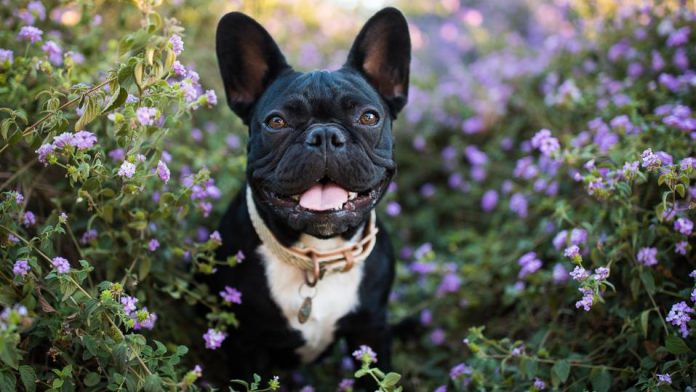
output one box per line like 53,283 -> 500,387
0,0 -> 695,391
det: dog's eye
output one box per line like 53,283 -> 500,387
359,111 -> 379,126
266,116 -> 288,129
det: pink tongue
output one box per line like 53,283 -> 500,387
299,182 -> 349,211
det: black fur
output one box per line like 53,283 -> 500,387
202,7 -> 410,389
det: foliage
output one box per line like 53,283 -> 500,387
0,0 -> 695,391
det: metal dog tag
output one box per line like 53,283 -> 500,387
298,296 -> 312,324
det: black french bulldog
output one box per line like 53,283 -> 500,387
204,6 -> 410,388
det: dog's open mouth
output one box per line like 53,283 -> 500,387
262,177 -> 386,213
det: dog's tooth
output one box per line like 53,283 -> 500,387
290,195 -> 300,201
348,192 -> 358,200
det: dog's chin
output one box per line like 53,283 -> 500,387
254,177 -> 389,238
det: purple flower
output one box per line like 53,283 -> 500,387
533,378 -> 546,390
518,252 -> 542,278
657,374 -> 672,385
235,250 -> 245,263
136,107 -> 158,126
352,345 -> 377,363
666,301 -> 693,337
81,229 -> 97,244
420,309 -> 432,326
52,132 -> 74,148
637,247 -> 658,266
681,157 -> 696,171
552,263 -> 568,284
120,295 -> 138,314
667,26 -> 690,47
172,60 -> 186,77
420,183 -> 435,198
385,201 -> 401,217
641,149 -> 661,169
27,1 -> 45,20
564,245 -> 580,259
481,190 -> 498,212
622,161 -> 639,177
14,191 -> 24,204
462,116 -> 483,134
51,256 -> 70,274
513,156 -> 538,179
209,231 -> 222,243
23,211 -> 36,227
13,260 -> 30,277
220,286 -> 242,304
204,90 -> 217,106
117,161 -> 136,178
41,40 -> 62,65
72,131 -> 97,150
414,242 -> 432,260
449,363 -> 472,380
437,273 -> 462,295
108,148 -> 125,162
575,287 -> 594,311
464,145 -> 487,166
18,26 -> 43,43
430,328 -> 445,345
676,241 -> 688,255
169,35 -> 184,55
133,309 -> 157,330
509,193 -> 528,218
337,379 -> 354,392
673,48 -> 689,70
530,129 -> 560,157
594,267 -> 610,280
674,218 -> 693,236
652,50 -> 665,71
203,328 -> 227,349
148,239 -> 159,252
0,49 -> 14,66
156,160 -> 170,184
570,266 -> 589,281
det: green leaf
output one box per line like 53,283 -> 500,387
143,374 -> 161,392
0,371 -> 16,392
590,368 -> 611,392
551,359 -> 570,385
382,372 -> 401,387
639,270 -> 655,295
84,372 -> 100,387
19,365 -> 36,392
640,310 -> 650,338
354,368 -> 368,378
675,184 -> 685,198
665,335 -> 691,354
75,96 -> 100,131
103,87 -> 128,114
0,333 -> 20,369
138,258 -> 151,280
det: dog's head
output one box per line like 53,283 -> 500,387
216,8 -> 410,239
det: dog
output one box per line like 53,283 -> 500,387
205,7 -> 410,388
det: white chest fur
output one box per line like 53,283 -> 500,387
257,232 -> 364,363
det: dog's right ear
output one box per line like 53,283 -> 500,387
216,12 -> 291,123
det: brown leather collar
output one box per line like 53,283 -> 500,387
246,186 -> 378,285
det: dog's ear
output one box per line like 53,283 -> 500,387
345,7 -> 411,117
216,12 -> 291,123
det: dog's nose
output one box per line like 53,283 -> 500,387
304,126 -> 346,151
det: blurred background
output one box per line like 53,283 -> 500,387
3,0 -> 695,390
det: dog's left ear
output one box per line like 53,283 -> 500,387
216,12 -> 292,123
345,7 -> 411,117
